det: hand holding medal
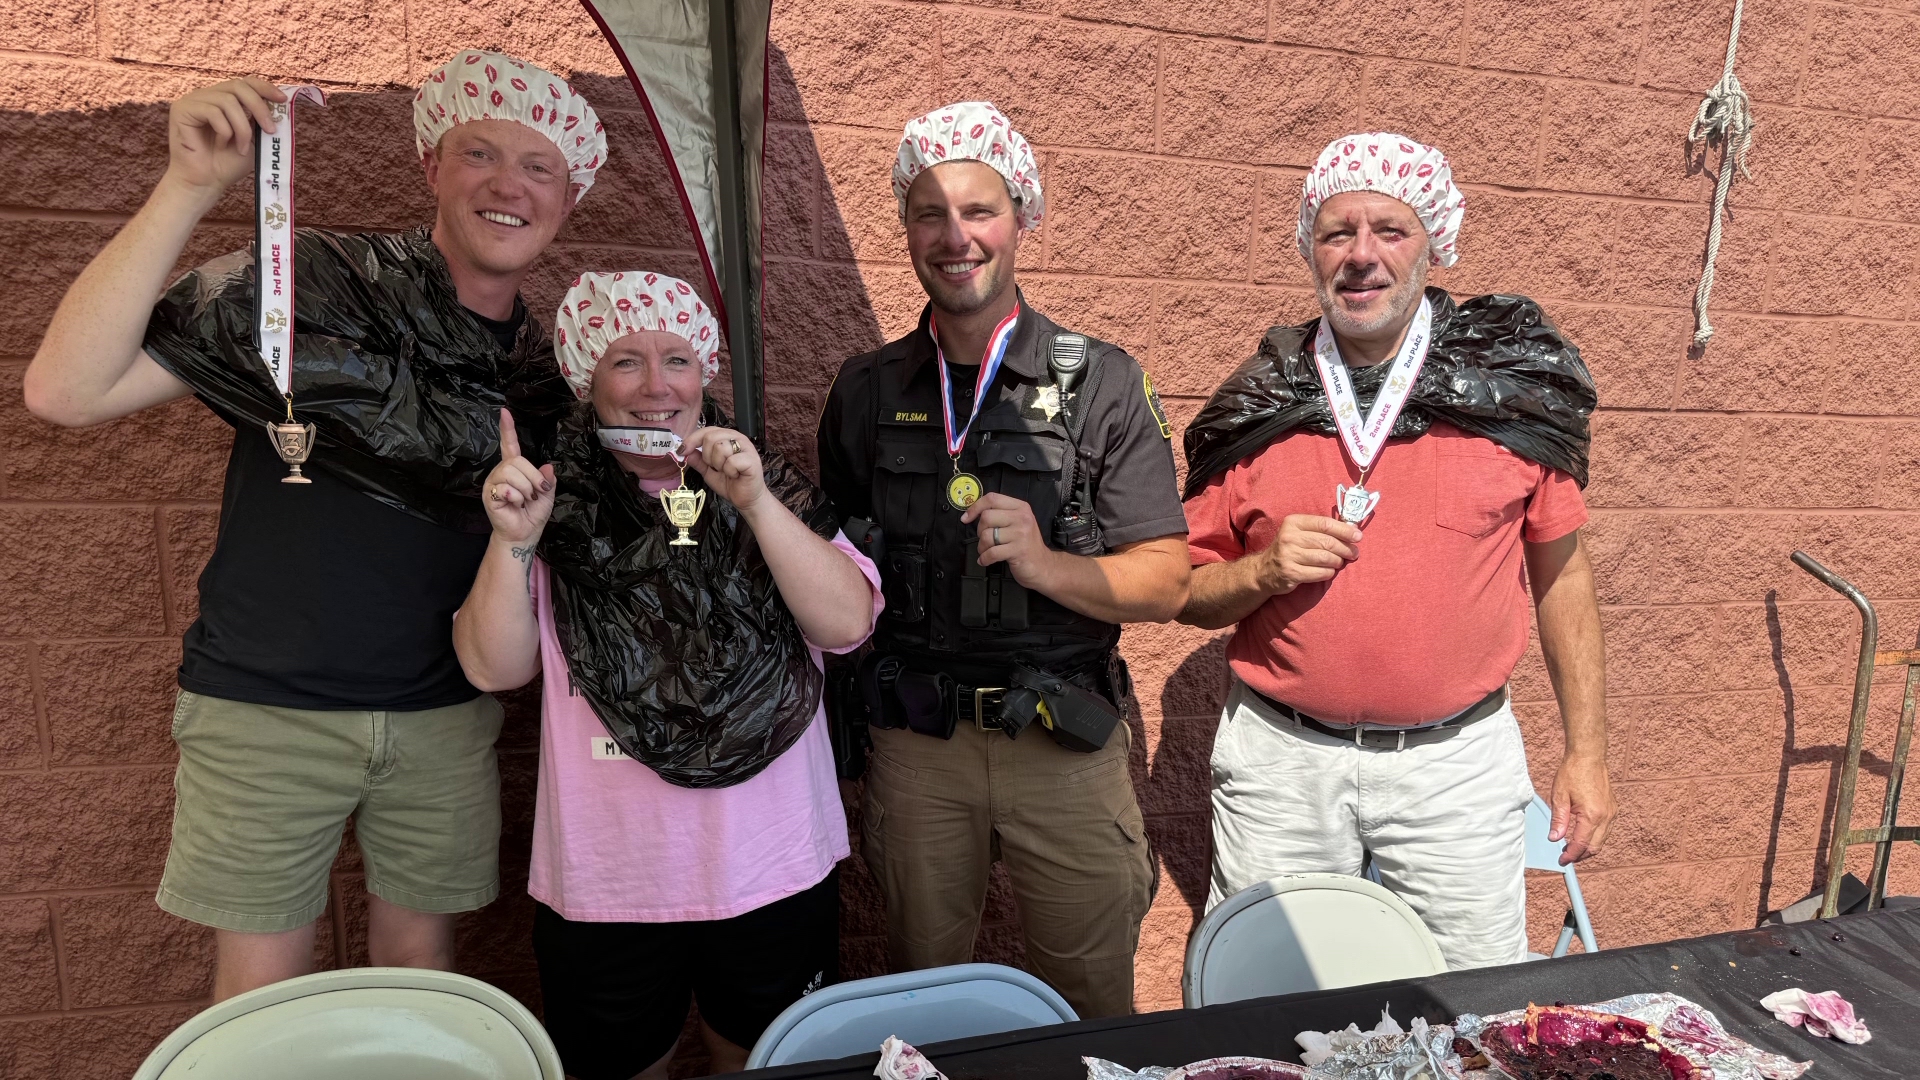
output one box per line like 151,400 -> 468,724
682,427 -> 766,515
961,492 -> 1051,588
1252,514 -> 1363,596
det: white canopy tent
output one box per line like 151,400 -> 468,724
580,0 -> 773,439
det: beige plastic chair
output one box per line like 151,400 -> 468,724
1182,874 -> 1447,1008
131,967 -> 563,1080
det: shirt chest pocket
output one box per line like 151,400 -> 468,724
874,437 -> 946,539
977,431 -> 1069,525
1434,438 -> 1535,539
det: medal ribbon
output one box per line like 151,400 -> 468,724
931,304 -> 1021,458
1312,296 -> 1433,470
254,85 -> 328,407
596,426 -> 682,457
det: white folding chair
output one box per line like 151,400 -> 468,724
131,967 -> 563,1080
1181,874 -> 1446,1009
745,963 -> 1078,1069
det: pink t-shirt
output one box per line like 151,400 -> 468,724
527,492 -> 882,923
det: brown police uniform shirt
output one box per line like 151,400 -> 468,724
818,298 -> 1186,664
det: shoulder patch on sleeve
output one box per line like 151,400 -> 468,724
1142,370 -> 1172,440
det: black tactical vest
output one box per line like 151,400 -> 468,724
865,320 -> 1121,679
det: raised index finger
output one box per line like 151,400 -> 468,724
498,408 -> 520,460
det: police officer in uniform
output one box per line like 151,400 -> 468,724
817,102 -> 1190,1018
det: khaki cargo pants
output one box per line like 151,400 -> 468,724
861,718 -> 1154,1018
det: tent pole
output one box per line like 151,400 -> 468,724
708,0 -> 764,441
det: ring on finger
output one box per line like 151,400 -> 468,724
992,526 -> 1003,546
729,438 -> 741,454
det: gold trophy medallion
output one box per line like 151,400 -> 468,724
946,470 -> 982,511
266,419 -> 317,484
658,468 -> 707,546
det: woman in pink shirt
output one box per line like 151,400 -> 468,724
453,271 -> 880,1080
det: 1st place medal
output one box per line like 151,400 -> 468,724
1312,297 -> 1434,526
254,84 -> 328,483
658,464 -> 706,547
932,306 -> 1020,514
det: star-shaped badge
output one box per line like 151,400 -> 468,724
1031,384 -> 1062,421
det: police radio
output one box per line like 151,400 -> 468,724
1048,335 -> 1105,557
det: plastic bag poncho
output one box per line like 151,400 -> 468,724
143,226 -> 576,532
1181,288 -> 1596,499
539,401 -> 839,788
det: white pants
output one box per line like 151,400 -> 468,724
1208,678 -> 1532,969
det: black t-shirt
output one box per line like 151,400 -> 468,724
945,359 -> 976,419
470,301 -> 526,354
176,301 -> 527,711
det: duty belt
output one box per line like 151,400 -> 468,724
1246,684 -> 1508,750
898,655 -> 1112,734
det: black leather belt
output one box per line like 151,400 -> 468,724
1245,684 -> 1509,750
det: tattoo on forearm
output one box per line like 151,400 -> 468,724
511,544 -> 535,591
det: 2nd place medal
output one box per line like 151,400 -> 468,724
1311,297 -> 1434,526
932,306 -> 1020,514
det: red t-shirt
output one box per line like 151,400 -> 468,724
1185,422 -> 1588,726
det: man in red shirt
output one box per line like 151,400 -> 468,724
1178,133 -> 1615,968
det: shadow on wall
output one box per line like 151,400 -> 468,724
1146,636 -> 1233,920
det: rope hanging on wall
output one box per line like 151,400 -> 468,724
1686,0 -> 1757,349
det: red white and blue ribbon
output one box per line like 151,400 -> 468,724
254,84 -> 328,398
931,305 -> 1020,458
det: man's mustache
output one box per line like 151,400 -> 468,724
1335,273 -> 1394,291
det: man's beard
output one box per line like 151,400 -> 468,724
1315,260 -> 1428,339
915,255 -> 1011,318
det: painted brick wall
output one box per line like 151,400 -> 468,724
4,0 -> 1919,1075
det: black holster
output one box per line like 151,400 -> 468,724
999,662 -> 1124,753
824,653 -> 873,780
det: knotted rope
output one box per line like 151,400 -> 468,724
1686,0 -> 1756,349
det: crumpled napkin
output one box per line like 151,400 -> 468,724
875,1036 -> 948,1080
1759,989 -> 1872,1045
1296,1007 -> 1406,1067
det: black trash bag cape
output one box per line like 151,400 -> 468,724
143,226 -> 576,533
1182,288 -> 1596,499
540,401 -> 840,789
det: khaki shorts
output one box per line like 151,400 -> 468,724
158,690 -> 505,933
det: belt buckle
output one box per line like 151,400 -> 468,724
1355,726 -> 1408,751
973,687 -> 1006,732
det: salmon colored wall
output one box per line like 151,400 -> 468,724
4,0 -> 1919,1075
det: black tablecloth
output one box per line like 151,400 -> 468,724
749,908 -> 1920,1080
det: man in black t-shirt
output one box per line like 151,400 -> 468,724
24,51 -> 605,1001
